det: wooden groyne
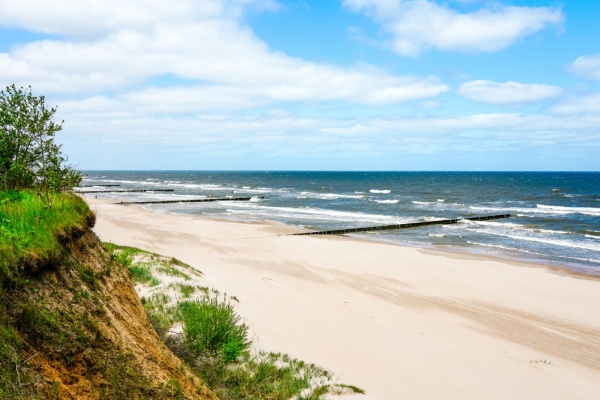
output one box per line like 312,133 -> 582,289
292,214 -> 511,236
119,197 -> 263,205
78,189 -> 175,194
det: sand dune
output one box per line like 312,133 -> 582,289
88,197 -> 600,400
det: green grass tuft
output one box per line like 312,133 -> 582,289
180,297 -> 251,363
0,191 -> 93,285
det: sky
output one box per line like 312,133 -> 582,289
1,0 -> 599,171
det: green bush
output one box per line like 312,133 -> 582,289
180,297 -> 251,363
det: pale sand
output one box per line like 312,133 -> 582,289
87,197 -> 600,400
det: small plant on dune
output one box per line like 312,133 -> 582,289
180,296 -> 251,363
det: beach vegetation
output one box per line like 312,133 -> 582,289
106,243 -> 365,398
180,296 -> 251,363
0,190 -> 93,286
0,191 -> 200,398
157,264 -> 191,280
177,283 -> 197,298
0,84 -> 81,196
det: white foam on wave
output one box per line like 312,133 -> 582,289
370,189 -> 391,194
536,204 -> 600,216
90,179 -> 145,185
225,203 -> 410,224
298,192 -> 364,200
412,201 -> 436,205
374,200 -> 400,204
165,182 -> 242,192
428,233 -> 446,238
234,188 -> 272,194
470,204 -> 600,217
472,220 -> 571,235
413,201 -> 466,208
471,229 -> 600,252
468,241 -> 600,265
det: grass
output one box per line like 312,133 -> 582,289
141,293 -> 179,334
106,242 -> 366,399
0,190 -> 93,285
0,191 -> 197,398
177,284 -> 197,298
157,264 -> 191,280
180,297 -> 251,363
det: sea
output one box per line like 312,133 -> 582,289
80,171 -> 600,275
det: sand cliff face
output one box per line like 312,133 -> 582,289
4,220 -> 216,399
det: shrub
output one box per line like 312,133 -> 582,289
180,297 -> 251,363
0,84 -> 81,194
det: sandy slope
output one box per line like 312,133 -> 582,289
88,197 -> 600,400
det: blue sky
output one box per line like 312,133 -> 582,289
1,0 -> 599,170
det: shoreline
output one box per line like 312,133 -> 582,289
94,195 -> 600,279
86,195 -> 600,399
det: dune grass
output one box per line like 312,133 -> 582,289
105,243 -> 365,399
0,190 -> 92,285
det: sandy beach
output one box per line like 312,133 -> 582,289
88,197 -> 600,400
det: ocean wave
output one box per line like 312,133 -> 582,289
428,233 -> 446,238
370,189 -> 391,194
472,220 -> 571,235
225,204 -> 410,224
536,204 -> 600,216
374,200 -> 400,204
297,192 -> 364,200
468,241 -> 600,265
469,230 -> 600,252
89,179 -> 146,185
165,183 -> 241,192
470,204 -> 600,217
234,188 -> 272,194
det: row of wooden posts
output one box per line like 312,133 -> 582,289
78,185 -> 511,235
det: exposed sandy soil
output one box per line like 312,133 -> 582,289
20,228 -> 216,399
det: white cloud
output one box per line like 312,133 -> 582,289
552,93 -> 600,115
342,0 -> 563,56
459,80 -> 562,104
0,0 -> 279,39
568,54 -> 600,80
0,0 -> 448,105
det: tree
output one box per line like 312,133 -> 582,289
0,85 -> 81,196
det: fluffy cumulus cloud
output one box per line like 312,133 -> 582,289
0,0 -> 448,106
0,0 -> 279,39
342,0 -> 563,56
459,80 -> 562,104
568,54 -> 600,80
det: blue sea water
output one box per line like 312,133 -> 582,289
80,171 -> 600,275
